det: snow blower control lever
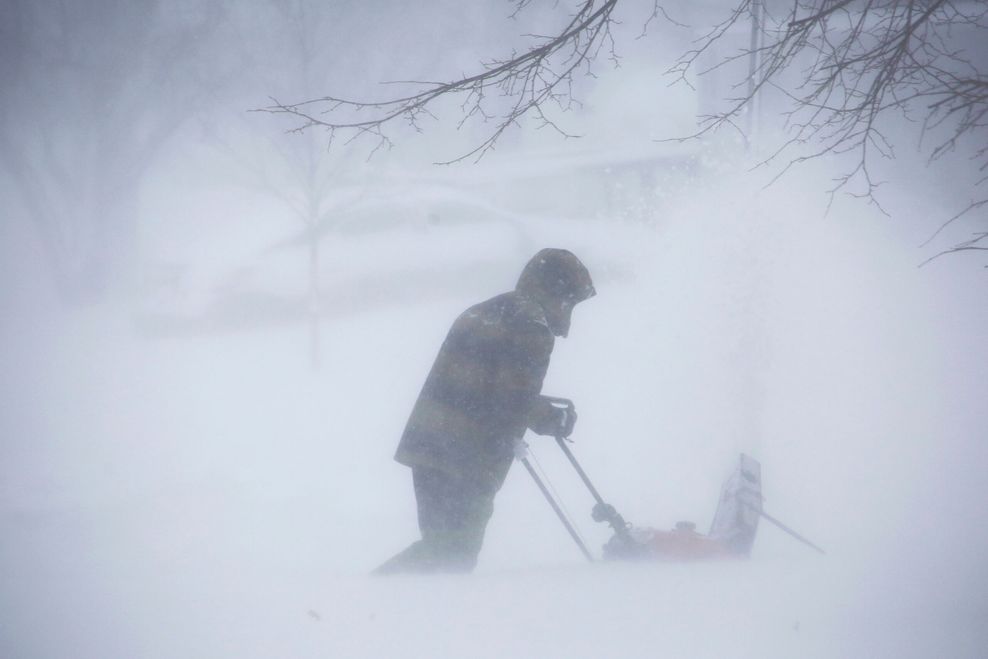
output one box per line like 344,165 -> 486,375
542,397 -> 639,551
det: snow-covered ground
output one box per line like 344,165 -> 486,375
2,166 -> 986,658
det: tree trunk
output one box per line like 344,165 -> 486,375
307,214 -> 321,369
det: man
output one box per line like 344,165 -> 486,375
375,248 -> 596,574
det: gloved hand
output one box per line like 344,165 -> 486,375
527,396 -> 577,437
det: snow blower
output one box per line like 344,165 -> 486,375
520,398 -> 826,562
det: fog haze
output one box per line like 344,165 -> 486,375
2,2 -> 986,658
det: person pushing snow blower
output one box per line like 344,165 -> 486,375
374,248 -> 596,574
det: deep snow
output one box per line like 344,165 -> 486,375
2,161 -> 987,658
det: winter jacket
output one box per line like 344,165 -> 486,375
394,290 -> 554,478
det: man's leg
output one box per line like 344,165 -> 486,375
416,458 -> 515,572
371,539 -> 431,575
372,466 -> 471,574
374,460 -> 510,574
411,466 -> 492,572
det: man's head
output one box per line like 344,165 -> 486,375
516,248 -> 595,337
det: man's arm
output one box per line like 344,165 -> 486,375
489,315 -> 555,438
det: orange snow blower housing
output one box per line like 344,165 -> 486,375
638,521 -> 737,561
599,454 -> 763,561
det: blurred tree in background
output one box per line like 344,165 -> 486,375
0,0 -> 227,303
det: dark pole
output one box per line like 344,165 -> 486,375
553,437 -> 635,546
746,0 -> 763,150
554,437 -> 607,505
753,506 -> 827,555
519,457 -> 594,562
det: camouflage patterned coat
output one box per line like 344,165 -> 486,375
394,290 -> 554,480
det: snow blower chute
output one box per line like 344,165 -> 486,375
519,398 -> 826,562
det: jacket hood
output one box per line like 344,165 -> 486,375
516,248 -> 595,337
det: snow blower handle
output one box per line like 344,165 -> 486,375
548,422 -> 637,546
541,396 -> 577,439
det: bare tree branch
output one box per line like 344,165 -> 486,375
671,0 -> 988,264
256,0 -> 622,164
256,1 -> 987,266
919,230 -> 988,267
